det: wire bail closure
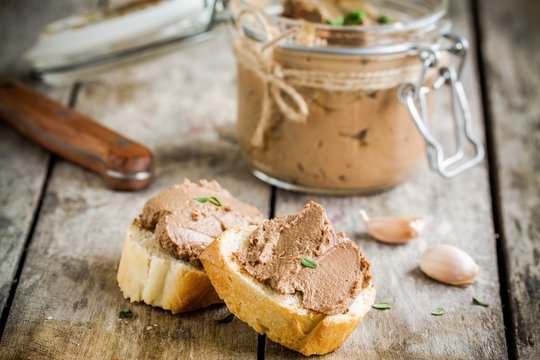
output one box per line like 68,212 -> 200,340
398,33 -> 484,178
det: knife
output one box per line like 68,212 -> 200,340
0,78 -> 154,191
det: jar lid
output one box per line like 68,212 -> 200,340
27,0 -> 219,85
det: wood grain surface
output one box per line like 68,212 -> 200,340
478,0 -> 540,358
265,1 -> 507,359
0,0 -> 109,326
0,27 -> 272,359
0,84 -> 69,318
0,0 -> 538,358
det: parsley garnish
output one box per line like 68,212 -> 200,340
327,9 -> 367,26
431,307 -> 445,316
343,9 -> 366,26
378,15 -> 391,24
372,301 -> 391,310
119,309 -> 133,319
195,196 -> 222,207
472,298 -> 489,307
326,17 -> 344,26
301,258 -> 317,269
216,313 -> 235,324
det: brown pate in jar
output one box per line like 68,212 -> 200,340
233,0 -> 454,193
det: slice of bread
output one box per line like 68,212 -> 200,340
117,223 -> 221,314
200,226 -> 376,356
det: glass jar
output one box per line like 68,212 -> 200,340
231,0 -> 484,194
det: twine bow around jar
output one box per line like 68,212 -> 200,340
234,9 -> 309,148
233,7 -> 424,148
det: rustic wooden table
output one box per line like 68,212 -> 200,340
0,0 -> 538,359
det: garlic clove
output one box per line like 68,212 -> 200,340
420,244 -> 480,286
359,209 -> 424,244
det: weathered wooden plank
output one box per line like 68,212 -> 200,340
0,105 -> 48,317
0,83 -> 73,313
0,26 -> 272,359
478,0 -> 540,358
265,0 -> 508,358
0,0 -> 104,327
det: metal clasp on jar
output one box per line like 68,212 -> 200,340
398,34 -> 485,178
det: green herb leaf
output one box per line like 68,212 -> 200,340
301,258 -> 317,269
216,313 -> 235,324
209,196 -> 222,207
326,17 -> 344,26
372,301 -> 391,310
472,298 -> 489,307
195,196 -> 221,207
119,309 -> 133,319
431,307 -> 445,316
378,15 -> 391,24
343,9 -> 366,26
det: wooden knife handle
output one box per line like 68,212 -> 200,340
0,78 -> 154,191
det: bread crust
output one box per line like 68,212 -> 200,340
117,224 -> 222,313
200,227 -> 376,356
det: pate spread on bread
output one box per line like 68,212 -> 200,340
200,201 -> 376,355
117,179 -> 263,313
137,179 -> 262,266
235,201 -> 372,315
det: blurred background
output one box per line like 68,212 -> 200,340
0,0 -> 102,76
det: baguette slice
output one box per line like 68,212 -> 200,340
200,226 -> 376,356
117,223 -> 221,313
